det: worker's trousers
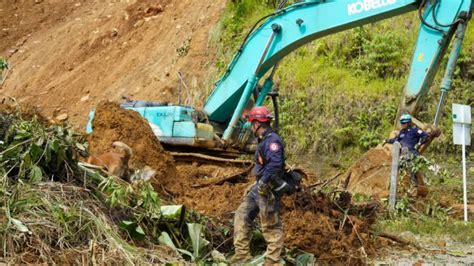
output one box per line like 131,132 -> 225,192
401,148 -> 421,186
233,184 -> 283,264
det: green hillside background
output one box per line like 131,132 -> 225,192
213,1 -> 473,167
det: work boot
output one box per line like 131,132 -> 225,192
263,259 -> 283,266
229,254 -> 252,265
416,186 -> 428,197
409,187 -> 418,197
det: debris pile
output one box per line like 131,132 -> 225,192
1,102 -> 387,264
87,101 -> 178,192
282,191 -> 380,264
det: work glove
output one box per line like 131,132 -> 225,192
242,182 -> 255,198
257,181 -> 271,197
414,143 -> 421,151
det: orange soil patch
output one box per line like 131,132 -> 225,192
87,101 -> 178,191
340,145 -> 393,198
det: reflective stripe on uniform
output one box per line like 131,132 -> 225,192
274,182 -> 288,192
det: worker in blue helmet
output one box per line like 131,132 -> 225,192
385,114 -> 429,196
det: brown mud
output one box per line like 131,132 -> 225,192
87,101 -> 178,192
340,145 -> 393,198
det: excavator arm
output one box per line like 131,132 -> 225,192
87,0 -> 472,153
205,0 -> 472,143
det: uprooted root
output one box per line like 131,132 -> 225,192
282,189 -> 382,265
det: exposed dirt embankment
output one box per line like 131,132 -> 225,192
1,0 -> 225,129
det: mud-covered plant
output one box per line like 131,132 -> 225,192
0,113 -> 15,140
81,166 -> 162,240
176,38 -> 191,57
0,57 -> 8,83
0,57 -> 7,70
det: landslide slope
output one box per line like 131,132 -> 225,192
1,0 -> 225,128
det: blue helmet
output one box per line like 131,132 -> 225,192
400,114 -> 412,124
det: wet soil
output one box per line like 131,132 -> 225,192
87,101 -> 178,191
340,145 -> 392,198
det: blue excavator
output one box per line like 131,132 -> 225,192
88,0 -> 472,156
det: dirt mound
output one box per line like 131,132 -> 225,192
173,162 -> 250,217
87,101 -> 177,190
282,191 -> 378,264
1,0 -> 225,129
176,181 -> 249,218
340,145 -> 392,198
171,161 -> 381,264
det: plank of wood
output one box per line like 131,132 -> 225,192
170,152 -> 252,164
192,165 -> 253,188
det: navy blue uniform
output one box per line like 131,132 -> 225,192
387,125 -> 428,187
233,127 -> 285,263
254,128 -> 285,184
387,126 -> 428,154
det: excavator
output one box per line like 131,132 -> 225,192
88,0 -> 472,160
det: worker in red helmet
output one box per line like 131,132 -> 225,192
231,106 -> 286,265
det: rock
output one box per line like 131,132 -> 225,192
399,231 -> 418,243
133,19 -> 144,28
56,113 -> 68,121
110,28 -> 118,37
80,95 -> 90,102
145,5 -> 163,16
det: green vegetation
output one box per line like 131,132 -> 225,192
0,57 -> 8,84
374,154 -> 474,243
377,174 -> 474,243
0,109 -> 220,264
0,57 -> 7,70
379,217 -> 474,243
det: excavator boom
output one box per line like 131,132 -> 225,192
87,0 -> 472,152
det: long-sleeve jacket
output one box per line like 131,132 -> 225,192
254,128 -> 285,184
387,126 -> 428,153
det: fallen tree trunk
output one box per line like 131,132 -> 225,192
369,231 -> 421,249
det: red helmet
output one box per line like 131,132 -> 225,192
247,106 -> 273,122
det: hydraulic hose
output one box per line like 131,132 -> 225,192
418,0 -> 443,32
